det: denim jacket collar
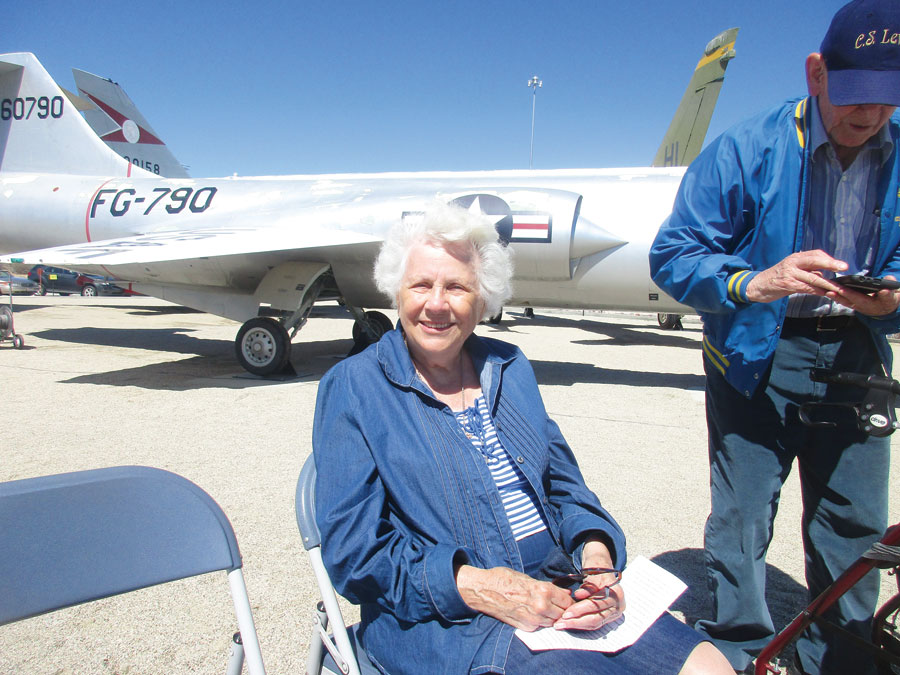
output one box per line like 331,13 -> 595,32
376,326 -> 515,411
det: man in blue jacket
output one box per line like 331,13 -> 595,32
650,1 -> 900,673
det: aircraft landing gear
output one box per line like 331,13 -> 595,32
350,310 -> 393,355
657,313 -> 683,330
485,308 -> 503,325
235,317 -> 292,376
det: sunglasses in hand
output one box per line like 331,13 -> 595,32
551,567 -> 622,599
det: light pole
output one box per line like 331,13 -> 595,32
527,75 -> 542,169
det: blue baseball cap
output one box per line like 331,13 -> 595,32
821,0 -> 900,106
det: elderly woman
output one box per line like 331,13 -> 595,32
312,204 -> 731,674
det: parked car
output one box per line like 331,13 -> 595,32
28,265 -> 126,296
0,274 -> 39,296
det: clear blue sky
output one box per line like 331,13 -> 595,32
9,1 -> 846,177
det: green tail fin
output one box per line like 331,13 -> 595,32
652,27 -> 739,167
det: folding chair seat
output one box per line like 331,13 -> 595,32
296,455 -> 381,675
0,465 -> 265,675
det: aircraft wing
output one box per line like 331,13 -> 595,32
1,221 -> 382,267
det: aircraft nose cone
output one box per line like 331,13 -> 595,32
570,214 -> 627,260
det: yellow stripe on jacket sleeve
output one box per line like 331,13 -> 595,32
726,270 -> 754,303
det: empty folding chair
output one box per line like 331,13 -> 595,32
0,465 -> 265,675
296,455 -> 380,675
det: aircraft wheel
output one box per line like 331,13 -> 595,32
485,309 -> 503,325
36,283 -> 47,296
13,334 -> 24,349
873,592 -> 900,674
235,317 -> 291,376
657,313 -> 683,330
351,311 -> 393,344
0,305 -> 12,340
81,284 -> 97,297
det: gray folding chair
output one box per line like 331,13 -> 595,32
296,455 -> 381,675
0,465 -> 266,675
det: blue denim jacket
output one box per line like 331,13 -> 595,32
313,329 -> 626,674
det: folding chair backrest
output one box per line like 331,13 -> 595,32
297,455 -> 322,552
297,455 -> 375,675
0,465 -> 265,674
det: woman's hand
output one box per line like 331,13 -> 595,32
455,565 -> 574,631
553,577 -> 624,631
552,538 -> 626,631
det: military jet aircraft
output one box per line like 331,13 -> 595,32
0,29 -> 737,375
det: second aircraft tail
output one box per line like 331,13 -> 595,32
0,52 -> 143,177
652,27 -> 739,168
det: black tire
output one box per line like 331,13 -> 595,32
0,305 -> 12,340
81,284 -> 97,297
657,313 -> 683,330
351,310 -> 393,344
874,592 -> 900,674
235,317 -> 291,376
12,334 -> 24,349
486,309 -> 503,325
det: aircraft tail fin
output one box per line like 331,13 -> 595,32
652,27 -> 739,168
72,67 -> 190,178
0,52 -> 142,177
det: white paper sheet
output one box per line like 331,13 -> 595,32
514,555 -> 687,653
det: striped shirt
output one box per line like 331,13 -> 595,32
455,396 -> 548,541
787,97 -> 893,318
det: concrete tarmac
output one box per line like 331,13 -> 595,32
1,296 -> 897,674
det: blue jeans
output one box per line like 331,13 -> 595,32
504,613 -> 704,675
697,319 -> 890,674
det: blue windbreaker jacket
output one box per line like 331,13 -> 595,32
650,97 -> 900,397
313,328 -> 625,674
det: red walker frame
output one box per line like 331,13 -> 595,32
754,526 -> 900,673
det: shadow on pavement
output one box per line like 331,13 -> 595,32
29,326 -> 351,390
651,547 -> 808,638
486,312 -> 703,350
125,304 -> 206,316
531,360 -> 706,390
0,302 -> 48,314
33,327 -> 232,357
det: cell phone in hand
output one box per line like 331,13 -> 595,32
834,275 -> 900,293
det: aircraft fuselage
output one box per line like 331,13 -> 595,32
0,167 -> 690,316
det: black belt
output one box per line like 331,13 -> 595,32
782,314 -> 857,332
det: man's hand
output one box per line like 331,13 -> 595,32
828,275 -> 900,316
745,250 -> 848,303
455,565 -> 573,631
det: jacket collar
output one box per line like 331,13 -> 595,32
375,326 -> 515,404
794,97 -> 810,150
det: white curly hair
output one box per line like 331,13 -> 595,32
373,202 -> 514,320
